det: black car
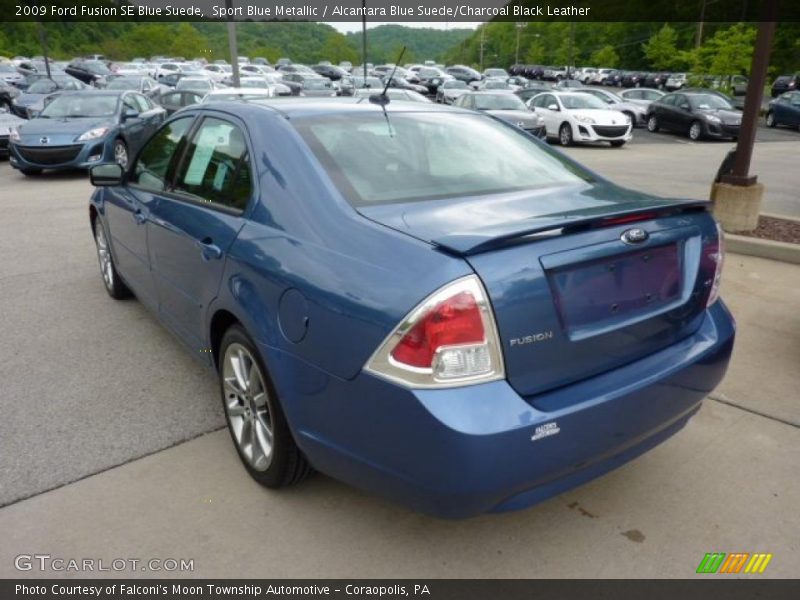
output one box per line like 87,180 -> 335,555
646,91 -> 741,141
312,64 -> 348,81
515,83 -> 555,103
415,67 -> 452,95
445,65 -> 482,84
643,72 -> 671,89
622,71 -> 647,88
0,81 -> 21,111
771,74 -> 800,98
158,89 -> 204,116
65,59 -> 111,86
383,76 -> 428,95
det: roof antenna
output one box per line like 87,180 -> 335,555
370,46 -> 406,106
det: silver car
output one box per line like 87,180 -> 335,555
573,87 -> 649,127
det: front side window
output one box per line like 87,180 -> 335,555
132,117 -> 193,190
294,111 -> 591,207
173,118 -> 252,212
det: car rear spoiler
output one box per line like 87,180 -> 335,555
432,200 -> 711,256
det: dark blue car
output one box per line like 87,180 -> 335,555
766,91 -> 800,129
9,90 -> 165,175
87,99 -> 735,518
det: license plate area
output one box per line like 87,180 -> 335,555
545,242 -> 685,341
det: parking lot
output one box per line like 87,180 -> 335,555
0,124 -> 798,577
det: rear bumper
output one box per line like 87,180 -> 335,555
268,300 -> 735,519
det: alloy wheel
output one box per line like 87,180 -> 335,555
647,115 -> 658,132
222,343 -> 274,472
560,124 -> 572,146
114,141 -> 128,168
94,225 -> 114,291
689,122 -> 702,141
766,112 -> 775,127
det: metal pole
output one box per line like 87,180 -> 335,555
695,0 -> 706,48
515,26 -> 521,65
362,0 -> 367,81
479,27 -> 485,71
720,13 -> 777,186
568,22 -> 575,78
225,0 -> 240,87
37,22 -> 52,79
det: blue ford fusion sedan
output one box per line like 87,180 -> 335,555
87,98 -> 734,518
9,90 -> 165,176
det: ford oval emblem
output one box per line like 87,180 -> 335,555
621,228 -> 649,245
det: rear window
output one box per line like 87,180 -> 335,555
294,112 -> 591,207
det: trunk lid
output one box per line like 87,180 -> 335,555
359,183 -> 718,401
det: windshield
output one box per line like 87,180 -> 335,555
352,77 -> 382,88
689,94 -> 733,110
208,92 -> 270,101
28,79 -> 58,94
443,80 -> 467,89
39,94 -> 118,118
485,69 -> 508,78
240,78 -> 269,88
295,112 -> 588,206
84,61 -> 111,75
0,64 -> 16,72
561,95 -> 608,110
473,94 -> 526,110
484,81 -> 509,89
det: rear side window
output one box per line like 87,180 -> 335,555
132,117 -> 193,190
173,117 -> 252,212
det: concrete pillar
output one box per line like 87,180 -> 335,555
710,181 -> 764,232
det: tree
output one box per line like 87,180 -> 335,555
642,24 -> 679,70
590,45 -> 619,67
319,33 -> 358,65
170,23 -> 208,61
683,23 -> 756,77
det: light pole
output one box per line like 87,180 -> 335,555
515,22 -> 527,65
225,0 -> 240,87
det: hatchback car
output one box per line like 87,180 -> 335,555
529,91 -> 632,146
8,90 -> 165,175
86,99 -> 734,518
646,92 -> 741,141
766,91 -> 800,129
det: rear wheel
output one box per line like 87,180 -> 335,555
765,111 -> 776,128
559,123 -> 574,146
219,325 -> 312,488
647,114 -> 659,132
688,120 -> 703,141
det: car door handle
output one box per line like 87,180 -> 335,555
195,238 -> 223,261
133,210 -> 147,225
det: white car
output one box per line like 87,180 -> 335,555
202,87 -> 276,103
666,73 -> 688,91
202,64 -> 229,83
590,68 -> 615,85
528,91 -> 632,147
154,62 -> 182,80
577,67 -> 597,84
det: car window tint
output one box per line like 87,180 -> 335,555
173,117 -> 252,211
122,95 -> 139,113
132,117 -> 193,190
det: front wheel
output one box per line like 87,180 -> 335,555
688,120 -> 703,141
559,123 -> 574,146
647,114 -> 659,132
219,325 -> 312,488
765,111 -> 776,128
113,138 -> 129,168
94,219 -> 131,299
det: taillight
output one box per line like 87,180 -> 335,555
705,222 -> 725,307
365,276 -> 505,388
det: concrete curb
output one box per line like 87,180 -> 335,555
727,234 -> 800,265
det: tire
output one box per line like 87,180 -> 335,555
610,140 -> 626,147
93,218 -> 131,299
688,120 -> 703,141
647,114 -> 659,132
21,168 -> 43,177
113,138 -> 129,169
559,122 -> 574,146
765,111 -> 776,128
219,325 -> 312,488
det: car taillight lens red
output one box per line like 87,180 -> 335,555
390,291 -> 484,368
705,222 -> 725,307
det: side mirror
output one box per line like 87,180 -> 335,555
90,163 -> 124,187
680,104 -> 691,111
122,108 -> 139,120
547,104 -> 559,111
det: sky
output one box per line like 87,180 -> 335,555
328,21 -> 481,33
